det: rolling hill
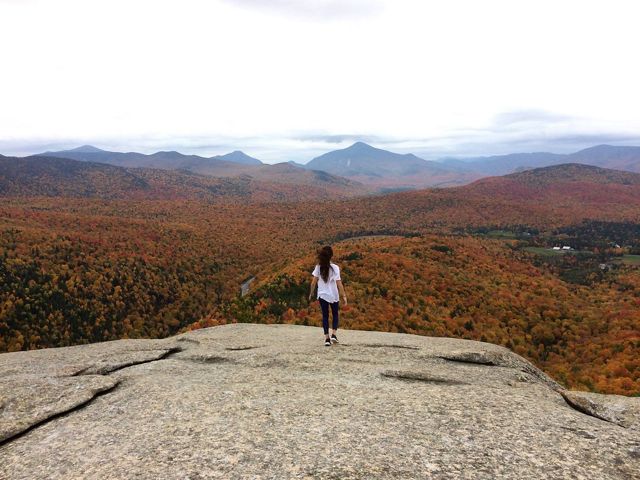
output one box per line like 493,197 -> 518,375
457,163 -> 640,204
0,156 -> 370,201
0,155 -> 151,199
503,162 -> 640,186
339,163 -> 640,230
567,144 -> 640,172
442,145 -> 640,176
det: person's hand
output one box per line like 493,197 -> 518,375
343,296 -> 348,306
308,294 -> 313,302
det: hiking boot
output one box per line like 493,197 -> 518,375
324,337 -> 331,346
331,334 -> 338,344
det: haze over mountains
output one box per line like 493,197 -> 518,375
303,141 -> 477,189
41,145 -> 263,170
361,163 -> 640,229
4,152 -> 640,221
307,143 -> 640,175
0,155 -> 369,201
31,146 -> 368,196
214,150 -> 262,166
28,142 -> 640,191
306,141 -> 449,177
441,145 -> 640,176
301,142 -> 640,188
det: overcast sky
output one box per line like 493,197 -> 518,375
2,0 -> 640,163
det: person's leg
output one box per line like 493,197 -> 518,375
330,301 -> 339,333
319,298 -> 330,337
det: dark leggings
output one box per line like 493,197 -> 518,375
319,298 -> 339,335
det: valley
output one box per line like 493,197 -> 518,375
1,159 -> 639,396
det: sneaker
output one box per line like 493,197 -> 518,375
324,337 -> 331,346
331,334 -> 338,344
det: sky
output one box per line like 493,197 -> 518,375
1,0 -> 640,163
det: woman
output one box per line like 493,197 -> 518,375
308,246 -> 348,346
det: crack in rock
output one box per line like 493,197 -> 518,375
176,355 -> 231,364
381,370 -> 467,385
559,425 -> 597,439
0,347 -> 183,448
361,344 -> 420,350
225,346 -> 261,351
560,391 -> 640,428
0,378 -> 120,446
69,366 -> 91,377
438,351 -> 504,366
431,351 -> 624,431
438,350 -> 563,393
70,347 -> 183,376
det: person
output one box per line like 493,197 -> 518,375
308,245 -> 348,346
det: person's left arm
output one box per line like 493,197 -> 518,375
336,280 -> 348,305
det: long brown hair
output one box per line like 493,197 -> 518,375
317,245 -> 334,283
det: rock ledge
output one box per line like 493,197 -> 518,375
1,324 -> 638,479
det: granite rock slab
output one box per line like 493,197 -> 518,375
0,323 -> 638,480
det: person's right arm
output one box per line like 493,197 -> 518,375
308,276 -> 318,301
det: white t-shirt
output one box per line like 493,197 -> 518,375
312,262 -> 341,303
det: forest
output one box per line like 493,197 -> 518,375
1,163 -> 640,396
185,235 -> 640,396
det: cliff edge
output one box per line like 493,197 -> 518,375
1,324 -> 638,479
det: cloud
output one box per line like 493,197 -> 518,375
5,128 -> 640,165
3,109 -> 640,163
219,0 -> 383,20
491,109 -> 574,127
291,133 -> 385,144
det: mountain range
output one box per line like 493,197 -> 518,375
0,155 -> 369,201
28,142 -> 640,191
4,151 -> 640,221
33,146 -> 368,193
302,143 -> 640,188
40,145 -> 262,170
440,145 -> 640,176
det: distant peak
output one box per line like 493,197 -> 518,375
582,144 -> 614,151
152,150 -> 181,155
219,150 -> 251,158
346,141 -> 376,152
214,150 -> 262,165
68,145 -> 105,153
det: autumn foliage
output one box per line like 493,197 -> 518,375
1,162 -> 640,396
192,235 -> 640,396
